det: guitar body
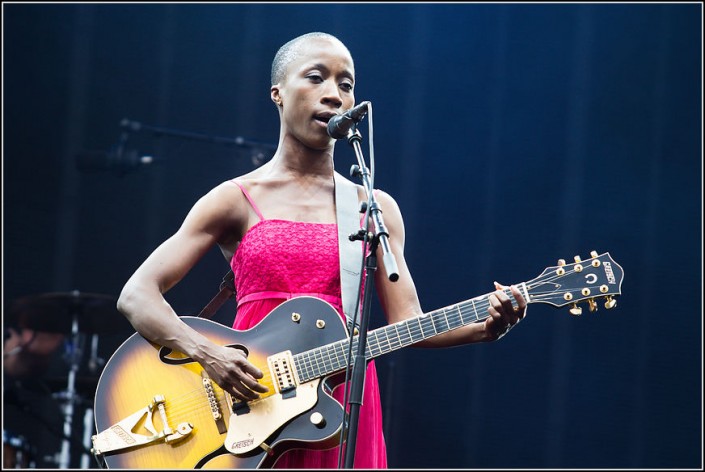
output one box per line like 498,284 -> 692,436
93,297 -> 349,469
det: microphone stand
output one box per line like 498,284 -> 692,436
119,118 -> 277,151
342,127 -> 398,469
119,118 -> 277,166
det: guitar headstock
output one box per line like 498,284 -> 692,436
526,251 -> 624,315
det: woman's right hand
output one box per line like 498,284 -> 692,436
197,344 -> 270,402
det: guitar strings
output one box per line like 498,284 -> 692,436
141,265 -> 609,425
131,364 -> 278,425
295,267 -> 610,379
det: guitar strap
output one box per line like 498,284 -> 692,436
198,173 -> 362,330
334,172 -> 363,332
197,270 -> 236,319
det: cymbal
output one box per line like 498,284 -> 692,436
10,291 -> 134,335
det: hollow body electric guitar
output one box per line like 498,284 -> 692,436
92,251 -> 623,469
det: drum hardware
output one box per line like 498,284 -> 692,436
3,430 -> 36,469
9,290 -> 131,468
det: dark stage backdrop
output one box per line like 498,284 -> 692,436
3,2 -> 702,469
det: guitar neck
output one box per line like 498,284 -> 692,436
294,283 -> 529,383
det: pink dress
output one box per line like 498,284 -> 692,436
229,180 -> 388,469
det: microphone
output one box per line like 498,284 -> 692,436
327,101 -> 370,140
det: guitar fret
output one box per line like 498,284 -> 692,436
323,346 -> 335,373
407,320 -> 416,345
317,348 -> 329,375
399,320 -> 413,346
370,331 -> 382,357
458,301 -> 472,323
376,329 -> 390,355
470,298 -> 480,321
384,326 -> 398,352
426,314 -> 438,337
331,343 -> 344,372
447,304 -> 462,330
417,314 -> 431,339
316,347 -> 328,375
294,354 -> 308,383
390,324 -> 403,350
298,353 -> 308,380
411,317 -> 424,343
310,349 -> 322,379
302,354 -> 312,381
432,309 -> 450,333
324,344 -> 335,371
333,342 -> 346,371
303,350 -> 314,380
456,303 -> 466,324
384,326 -> 395,352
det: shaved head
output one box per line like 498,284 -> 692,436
271,32 -> 352,85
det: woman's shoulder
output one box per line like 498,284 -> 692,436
190,175 -> 259,223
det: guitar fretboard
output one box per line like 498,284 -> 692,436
293,287 -> 523,383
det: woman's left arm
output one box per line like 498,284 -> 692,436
372,191 -> 526,347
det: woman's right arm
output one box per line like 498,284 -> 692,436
116,183 -> 268,401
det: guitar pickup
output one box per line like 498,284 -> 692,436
91,395 -> 193,456
267,350 -> 299,398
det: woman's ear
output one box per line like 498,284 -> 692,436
271,87 -> 282,107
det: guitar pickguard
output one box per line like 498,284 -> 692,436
224,380 -> 320,454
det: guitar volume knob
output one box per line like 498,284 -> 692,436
310,412 -> 326,428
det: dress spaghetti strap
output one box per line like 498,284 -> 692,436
231,180 -> 265,221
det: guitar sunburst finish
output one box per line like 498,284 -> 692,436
93,297 -> 347,469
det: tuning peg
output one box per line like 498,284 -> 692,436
557,259 -> 566,266
569,303 -> 583,316
590,250 -> 599,258
574,255 -> 582,263
588,299 -> 598,312
604,296 -> 617,309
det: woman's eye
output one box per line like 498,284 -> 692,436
308,74 -> 323,82
341,82 -> 353,92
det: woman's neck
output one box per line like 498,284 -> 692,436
267,138 -> 336,180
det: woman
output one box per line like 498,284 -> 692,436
117,31 -> 526,468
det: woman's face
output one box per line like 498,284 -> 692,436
273,37 -> 356,150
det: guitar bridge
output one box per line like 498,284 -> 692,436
91,395 -> 193,456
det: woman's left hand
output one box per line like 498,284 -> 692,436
485,282 -> 527,341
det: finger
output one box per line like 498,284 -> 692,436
488,293 -> 503,319
231,383 -> 258,402
237,364 -> 268,393
488,296 -> 510,326
487,305 -> 509,338
510,285 -> 528,319
493,289 -> 520,324
241,360 -> 264,380
230,347 -> 264,379
241,373 -> 269,394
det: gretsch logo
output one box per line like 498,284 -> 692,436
603,261 -> 616,284
110,425 -> 135,445
233,438 -> 254,449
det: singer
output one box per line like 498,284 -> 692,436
115,32 -> 526,469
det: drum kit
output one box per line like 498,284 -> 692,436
3,291 -> 134,469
